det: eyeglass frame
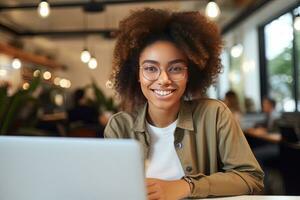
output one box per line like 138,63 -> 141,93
139,65 -> 188,81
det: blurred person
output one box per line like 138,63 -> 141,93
245,97 -> 256,113
68,88 -> 98,124
104,8 -> 263,199
246,97 -> 283,194
247,97 -> 280,137
223,90 -> 242,123
67,88 -> 104,137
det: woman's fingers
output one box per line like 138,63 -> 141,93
146,179 -> 163,200
148,190 -> 161,200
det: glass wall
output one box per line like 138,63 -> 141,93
264,13 -> 294,111
295,7 -> 300,111
262,6 -> 300,112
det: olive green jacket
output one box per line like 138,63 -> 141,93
104,99 -> 264,198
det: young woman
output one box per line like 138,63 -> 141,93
105,8 -> 264,200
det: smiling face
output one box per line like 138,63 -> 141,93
139,40 -> 188,113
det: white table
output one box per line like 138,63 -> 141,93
196,196 -> 300,200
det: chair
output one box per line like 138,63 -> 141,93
279,124 -> 300,195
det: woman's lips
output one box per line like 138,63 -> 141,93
151,89 -> 176,97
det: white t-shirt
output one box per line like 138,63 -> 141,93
145,119 -> 185,180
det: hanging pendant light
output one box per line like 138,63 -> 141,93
205,1 -> 220,20
88,56 -> 98,69
81,48 -> 91,63
12,58 -> 22,69
38,0 -> 50,18
80,14 -> 92,63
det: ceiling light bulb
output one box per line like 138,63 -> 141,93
59,78 -> 71,88
205,1 -> 220,19
22,82 -> 30,90
59,78 -> 67,88
294,16 -> 300,31
88,57 -> 98,69
65,80 -> 71,88
81,49 -> 91,63
105,80 -> 113,89
12,58 -> 22,69
33,70 -> 41,77
54,77 -> 61,85
231,44 -> 243,58
43,71 -> 52,80
38,0 -> 50,18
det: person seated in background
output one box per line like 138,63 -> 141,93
246,97 -> 281,141
68,89 -> 98,124
244,97 -> 256,113
223,90 -> 242,123
245,97 -> 283,194
104,8 -> 263,199
67,88 -> 104,137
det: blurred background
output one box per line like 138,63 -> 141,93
0,0 -> 300,195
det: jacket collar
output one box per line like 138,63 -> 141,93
177,100 -> 194,131
133,100 -> 194,133
133,103 -> 148,133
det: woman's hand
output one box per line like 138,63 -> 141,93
146,178 -> 191,200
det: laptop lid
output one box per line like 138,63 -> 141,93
0,136 -> 146,200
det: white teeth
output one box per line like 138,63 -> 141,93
154,90 -> 173,96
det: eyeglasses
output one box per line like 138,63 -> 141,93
139,65 -> 188,81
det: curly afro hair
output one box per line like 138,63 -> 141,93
111,8 -> 223,112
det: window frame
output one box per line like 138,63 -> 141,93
258,2 -> 300,112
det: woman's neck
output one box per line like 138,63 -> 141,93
147,103 -> 180,128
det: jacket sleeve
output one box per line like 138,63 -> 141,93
188,107 -> 264,198
104,114 -> 121,139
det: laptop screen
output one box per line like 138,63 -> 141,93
0,136 -> 146,200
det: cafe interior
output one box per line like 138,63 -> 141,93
0,0 -> 300,196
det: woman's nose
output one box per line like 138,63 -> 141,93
157,69 -> 172,85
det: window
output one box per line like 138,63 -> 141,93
260,5 -> 300,112
295,8 -> 300,111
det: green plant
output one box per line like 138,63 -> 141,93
0,76 -> 41,134
89,79 -> 118,114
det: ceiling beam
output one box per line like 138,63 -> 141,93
0,0 -> 194,11
19,29 -> 118,39
222,0 -> 274,34
0,42 -> 63,69
0,22 -> 18,35
1,0 -> 291,38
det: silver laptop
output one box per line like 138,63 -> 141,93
0,136 -> 146,200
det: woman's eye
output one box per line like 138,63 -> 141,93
144,66 -> 158,73
169,66 -> 184,73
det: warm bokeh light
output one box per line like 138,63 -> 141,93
33,70 -> 41,77
43,71 -> 52,80
22,82 -> 30,90
54,94 -> 64,106
105,80 -> 113,89
59,78 -> 71,88
12,58 -> 22,69
294,16 -> 300,31
54,77 -> 61,85
81,49 -> 91,63
230,44 -> 243,58
88,57 -> 97,69
38,1 -> 50,18
0,69 -> 7,77
205,1 -> 220,19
